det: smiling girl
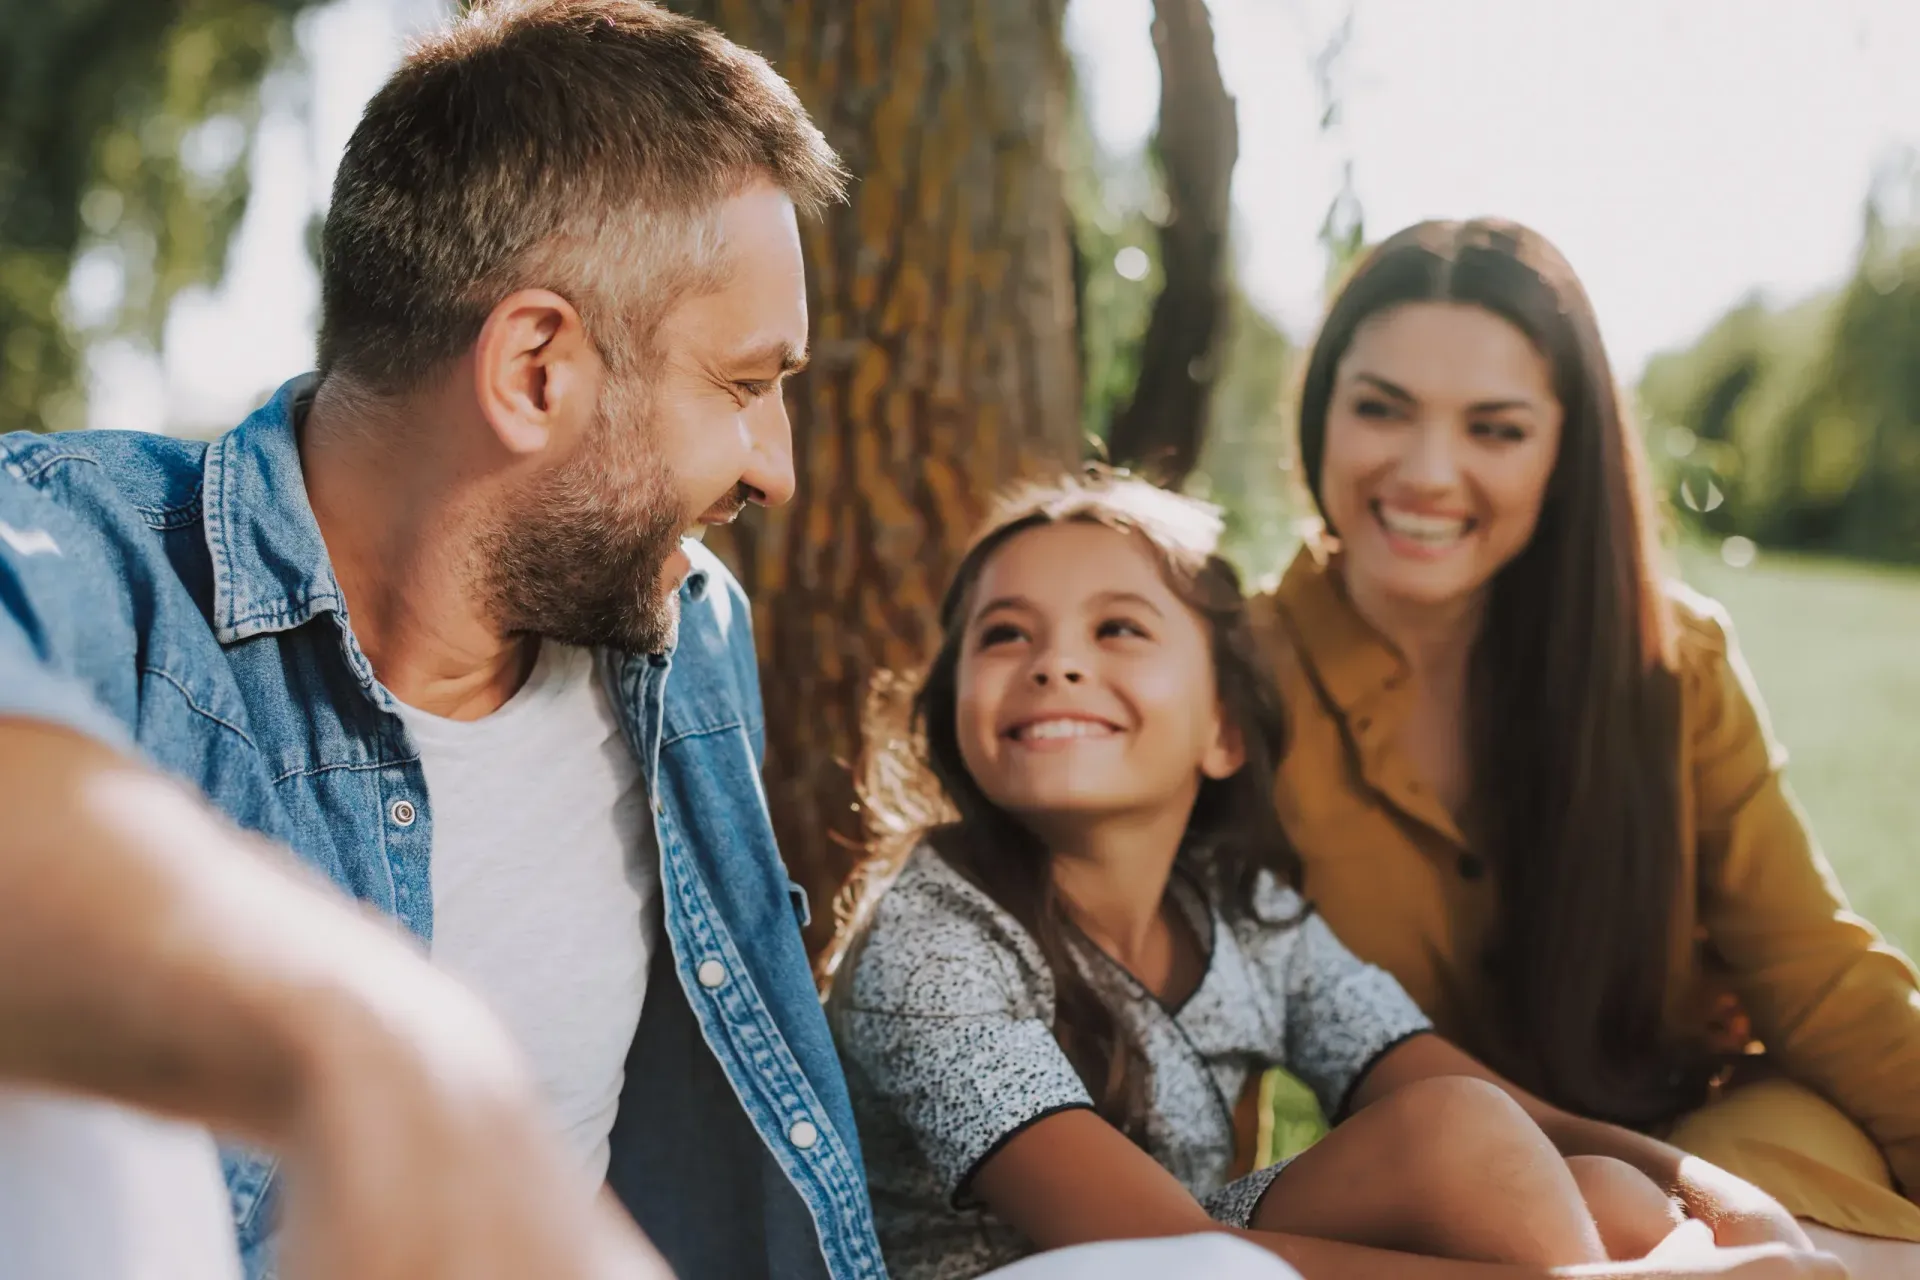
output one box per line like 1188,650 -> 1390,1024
826,474 -> 1838,1280
1254,219 -> 1920,1276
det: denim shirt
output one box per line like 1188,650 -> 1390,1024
0,377 -> 885,1280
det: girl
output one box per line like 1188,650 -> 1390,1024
1253,219 -> 1920,1276
827,473 -> 1836,1280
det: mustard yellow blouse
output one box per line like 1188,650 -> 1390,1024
1254,545 -> 1920,1237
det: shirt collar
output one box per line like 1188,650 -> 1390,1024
202,374 -> 349,647
1271,539 -> 1410,717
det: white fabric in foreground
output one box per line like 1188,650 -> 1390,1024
0,1086 -> 241,1280
982,1234 -> 1300,1280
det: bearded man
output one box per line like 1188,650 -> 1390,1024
0,4 -> 868,1278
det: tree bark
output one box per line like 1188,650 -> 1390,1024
666,0 -> 1084,951
1105,0 -> 1238,485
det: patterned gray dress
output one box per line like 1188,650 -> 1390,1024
830,847 -> 1432,1280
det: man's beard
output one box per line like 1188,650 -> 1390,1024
481,384 -> 687,654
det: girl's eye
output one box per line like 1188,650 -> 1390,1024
1096,617 -> 1149,641
1353,397 -> 1400,420
1471,420 -> 1528,443
977,621 -> 1026,649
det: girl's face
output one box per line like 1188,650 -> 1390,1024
1319,302 -> 1564,615
953,521 -> 1243,843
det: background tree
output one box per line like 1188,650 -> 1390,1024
663,0 -> 1094,946
1640,150 -> 1920,565
666,1 -> 1258,948
1102,0 -> 1238,485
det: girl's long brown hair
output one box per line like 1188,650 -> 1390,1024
1298,219 -> 1704,1126
828,473 -> 1301,1140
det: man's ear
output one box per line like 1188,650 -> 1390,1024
471,288 -> 599,457
1200,712 -> 1247,781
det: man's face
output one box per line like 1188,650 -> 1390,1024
486,181 -> 807,653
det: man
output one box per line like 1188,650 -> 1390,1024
2,2 -> 864,1276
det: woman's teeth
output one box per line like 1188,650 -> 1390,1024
1377,505 -> 1470,545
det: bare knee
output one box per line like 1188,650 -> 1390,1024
1369,1077 -> 1605,1263
1375,1077 -> 1553,1182
1566,1155 -> 1681,1260
1262,1075 -> 1604,1266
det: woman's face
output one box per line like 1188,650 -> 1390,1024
1318,301 -> 1564,616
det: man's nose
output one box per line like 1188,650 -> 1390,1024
744,395 -> 796,508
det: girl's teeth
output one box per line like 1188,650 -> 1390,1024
1023,719 -> 1111,741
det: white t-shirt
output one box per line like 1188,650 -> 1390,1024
0,1088 -> 241,1280
397,641 -> 658,1183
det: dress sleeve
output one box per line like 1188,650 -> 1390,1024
833,864 -> 1095,1201
1245,878 -> 1432,1120
1684,595 -> 1920,1196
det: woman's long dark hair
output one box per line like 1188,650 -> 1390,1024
828,473 -> 1301,1140
1298,219 -> 1702,1126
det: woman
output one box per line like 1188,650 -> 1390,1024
1253,218 -> 1920,1274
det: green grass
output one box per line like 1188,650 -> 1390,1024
1679,546 -> 1920,960
1260,548 -> 1920,1165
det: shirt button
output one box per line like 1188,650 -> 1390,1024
1458,853 -> 1486,881
788,1119 -> 819,1150
697,959 -> 727,989
389,798 -> 417,827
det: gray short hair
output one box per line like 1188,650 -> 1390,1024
317,0 -> 846,393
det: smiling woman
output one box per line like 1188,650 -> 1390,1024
1256,218 -> 1920,1256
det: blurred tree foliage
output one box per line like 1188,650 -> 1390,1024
0,0 -> 319,433
1640,153 -> 1920,564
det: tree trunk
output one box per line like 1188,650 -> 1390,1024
1104,0 -> 1238,485
665,0 -> 1085,952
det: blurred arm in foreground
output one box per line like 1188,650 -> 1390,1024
0,717 -> 671,1280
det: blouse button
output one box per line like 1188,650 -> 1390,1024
1355,716 -> 1373,734
389,798 -> 417,827
789,1119 -> 819,1150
